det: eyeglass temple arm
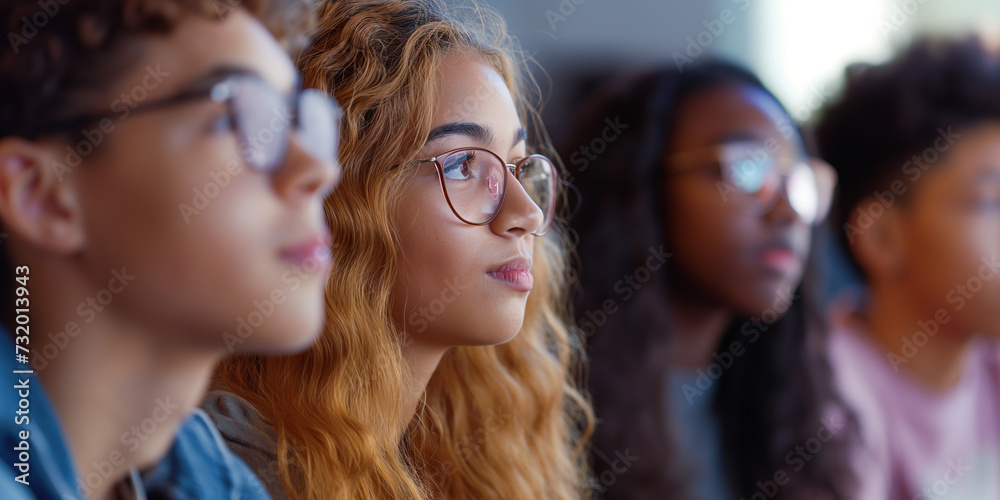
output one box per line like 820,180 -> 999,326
21,83 -> 218,139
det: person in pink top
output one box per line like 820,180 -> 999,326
816,36 -> 1000,500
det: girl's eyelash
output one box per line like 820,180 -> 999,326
445,153 -> 475,171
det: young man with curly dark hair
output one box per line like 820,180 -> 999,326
817,36 -> 1000,499
0,1 -> 341,498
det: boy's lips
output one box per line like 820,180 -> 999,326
280,233 -> 332,265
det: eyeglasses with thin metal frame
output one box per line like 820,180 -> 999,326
666,140 -> 837,225
409,147 -> 558,236
18,74 -> 342,175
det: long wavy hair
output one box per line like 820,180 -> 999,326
216,1 -> 593,499
560,62 -> 856,500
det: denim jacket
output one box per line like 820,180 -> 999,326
0,329 -> 272,499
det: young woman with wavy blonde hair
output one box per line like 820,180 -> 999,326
203,1 -> 593,499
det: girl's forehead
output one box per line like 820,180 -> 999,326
672,85 -> 801,154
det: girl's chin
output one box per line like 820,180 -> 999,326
450,329 -> 524,348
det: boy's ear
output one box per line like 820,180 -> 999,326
847,196 -> 907,281
0,137 -> 86,256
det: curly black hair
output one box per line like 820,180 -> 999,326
815,36 -> 1000,276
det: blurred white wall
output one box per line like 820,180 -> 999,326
477,0 -> 1000,126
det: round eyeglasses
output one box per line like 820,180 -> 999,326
667,140 -> 837,225
410,147 -> 557,236
19,74 -> 341,176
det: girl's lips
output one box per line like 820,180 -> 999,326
280,234 -> 332,266
487,269 -> 534,291
757,247 -> 800,274
487,258 -> 533,291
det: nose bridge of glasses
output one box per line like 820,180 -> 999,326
773,162 -> 829,224
501,162 -> 544,216
505,162 -> 518,178
503,162 -> 534,199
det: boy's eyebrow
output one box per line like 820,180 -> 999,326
180,65 -> 262,93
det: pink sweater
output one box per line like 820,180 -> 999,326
828,303 -> 1000,500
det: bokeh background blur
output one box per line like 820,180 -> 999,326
483,0 -> 1000,127
473,0 -> 1000,295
